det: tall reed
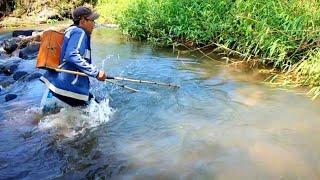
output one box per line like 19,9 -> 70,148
97,0 -> 320,98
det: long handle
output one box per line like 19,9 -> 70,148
108,76 -> 180,88
54,68 -> 87,76
105,79 -> 139,92
54,68 -> 180,88
53,68 -> 138,92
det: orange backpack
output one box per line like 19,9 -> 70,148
36,30 -> 64,69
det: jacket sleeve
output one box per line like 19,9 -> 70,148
65,30 -> 99,77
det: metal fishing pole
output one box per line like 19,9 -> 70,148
54,68 -> 180,88
105,79 -> 139,92
107,76 -> 180,88
53,68 -> 139,92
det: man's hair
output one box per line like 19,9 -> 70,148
72,6 -> 99,22
73,20 -> 80,25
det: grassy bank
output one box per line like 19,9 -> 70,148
97,0 -> 320,98
96,0 -> 134,24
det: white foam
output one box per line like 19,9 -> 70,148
84,98 -> 114,126
38,98 -> 113,138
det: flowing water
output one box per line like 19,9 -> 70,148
0,28 -> 320,179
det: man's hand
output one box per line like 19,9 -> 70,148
97,70 -> 106,81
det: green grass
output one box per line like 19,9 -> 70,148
96,0 -> 135,24
294,49 -> 320,99
97,0 -> 320,98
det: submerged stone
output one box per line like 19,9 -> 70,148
12,30 -> 34,37
0,50 -> 11,59
0,76 -> 15,88
3,64 -> 18,75
18,43 -> 40,60
3,40 -> 18,54
26,72 -> 42,81
5,94 -> 17,102
0,65 -> 4,74
13,71 -> 28,81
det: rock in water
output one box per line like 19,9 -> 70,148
13,71 -> 28,81
0,78 -> 15,88
3,40 -> 18,54
12,30 -> 34,37
0,65 -> 5,74
5,94 -> 17,102
26,72 -> 42,81
18,43 -> 40,59
3,64 -> 18,75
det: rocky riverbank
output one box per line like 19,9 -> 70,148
0,22 -> 118,104
0,28 -> 66,102
0,0 -> 96,28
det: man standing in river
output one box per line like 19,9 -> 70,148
40,6 -> 106,107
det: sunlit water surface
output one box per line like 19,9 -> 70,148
0,28 -> 320,179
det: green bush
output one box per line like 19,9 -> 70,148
117,0 -> 320,62
118,0 -> 234,45
295,49 -> 320,99
96,0 -> 135,23
98,0 -> 320,98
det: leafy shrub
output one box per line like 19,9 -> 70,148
98,0 -> 320,97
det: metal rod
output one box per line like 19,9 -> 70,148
54,68 -> 87,76
111,77 -> 180,88
53,68 -> 139,92
53,68 -> 180,88
105,80 -> 139,92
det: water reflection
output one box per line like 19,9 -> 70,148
0,28 -> 320,179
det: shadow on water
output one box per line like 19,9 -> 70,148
0,28 -> 320,179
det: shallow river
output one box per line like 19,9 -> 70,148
0,28 -> 320,179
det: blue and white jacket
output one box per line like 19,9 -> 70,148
40,26 -> 99,101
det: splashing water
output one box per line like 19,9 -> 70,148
38,98 -> 113,138
102,55 -> 114,69
85,98 -> 114,125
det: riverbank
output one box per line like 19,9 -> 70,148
1,0 -> 319,98
96,0 -> 320,99
0,0 -> 92,28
